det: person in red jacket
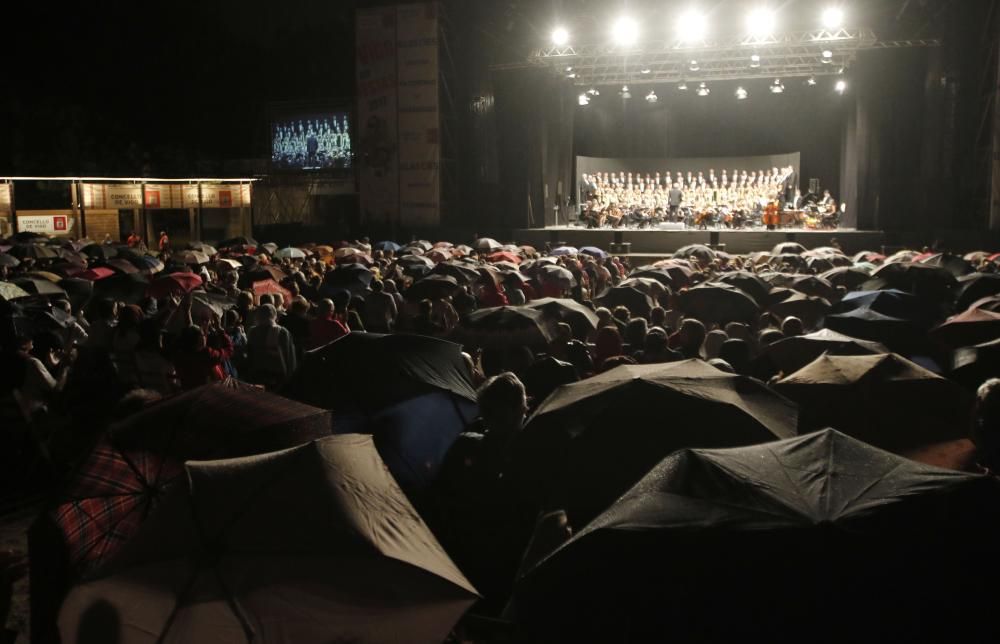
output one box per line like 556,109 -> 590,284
479,282 -> 509,308
171,295 -> 233,389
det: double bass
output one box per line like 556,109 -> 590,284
762,200 -> 780,230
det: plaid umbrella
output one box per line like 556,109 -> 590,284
146,272 -> 202,299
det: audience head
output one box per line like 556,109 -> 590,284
678,318 -> 707,359
477,372 -> 528,433
704,329 -> 729,360
625,318 -> 648,350
718,339 -> 751,375
257,303 -> 278,324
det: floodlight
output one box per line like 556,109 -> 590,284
835,79 -> 847,94
646,90 -> 658,103
735,86 -> 749,100
746,7 -> 776,37
676,8 -> 708,42
822,7 -> 844,29
612,16 -> 639,46
696,82 -> 710,96
678,81 -> 689,91
806,76 -> 817,86
750,53 -> 761,68
689,59 -> 700,71
770,78 -> 785,94
621,85 -> 632,99
822,50 -> 834,63
552,27 -> 569,46
578,93 -> 591,106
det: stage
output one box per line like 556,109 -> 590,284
513,226 -> 886,257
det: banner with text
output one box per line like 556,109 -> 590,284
357,6 -> 400,227
0,183 -> 11,214
143,184 -> 187,209
396,2 -> 440,228
82,184 -> 143,209
17,212 -> 76,236
198,184 -> 251,209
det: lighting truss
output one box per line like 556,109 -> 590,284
495,28 -> 939,85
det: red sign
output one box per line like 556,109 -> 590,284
145,190 -> 161,208
53,216 -> 67,231
219,191 -> 233,207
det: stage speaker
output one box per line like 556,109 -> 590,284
709,231 -> 720,247
809,178 -> 820,194
657,222 -> 685,230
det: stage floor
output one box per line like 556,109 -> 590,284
513,226 -> 885,256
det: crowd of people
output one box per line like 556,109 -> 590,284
579,165 -> 839,229
2,230 -> 1000,642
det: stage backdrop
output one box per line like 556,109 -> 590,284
576,152 -> 800,203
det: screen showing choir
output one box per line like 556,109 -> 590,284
271,113 -> 352,171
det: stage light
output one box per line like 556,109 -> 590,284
822,50 -> 833,63
746,7 -> 776,37
552,27 -> 570,46
676,8 -> 708,42
770,78 -> 785,94
750,53 -> 761,68
646,90 -> 658,103
567,72 -> 577,79
678,81 -> 689,91
621,84 -> 632,99
822,7 -> 844,29
735,86 -> 749,100
612,16 -> 639,47
696,82 -> 710,96
641,67 -> 651,74
807,76 -> 817,86
835,79 -> 848,94
689,59 -> 700,71
578,93 -> 590,106
587,87 -> 600,96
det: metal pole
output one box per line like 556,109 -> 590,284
8,180 -> 17,235
77,180 -> 88,239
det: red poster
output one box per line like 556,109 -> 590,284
145,190 -> 161,208
219,191 -> 233,207
54,216 -> 67,231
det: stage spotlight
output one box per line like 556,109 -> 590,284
696,82 -> 710,96
587,87 -> 600,96
676,8 -> 708,42
578,93 -> 590,106
646,90 -> 658,103
621,84 -> 632,99
678,81 -> 689,91
689,59 -> 700,71
552,27 -> 569,46
612,16 -> 639,47
822,50 -> 834,63
807,76 -> 817,86
822,7 -> 844,29
641,67 -> 651,74
835,79 -> 848,94
567,72 -> 577,79
750,53 -> 761,68
746,7 -> 776,37
770,78 -> 785,94
735,86 -> 749,100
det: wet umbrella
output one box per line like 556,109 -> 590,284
673,244 -> 714,263
274,246 -> 306,260
57,435 -> 478,644
518,360 -> 797,527
785,274 -> 837,300
10,243 -> 59,260
516,429 -> 1000,644
129,255 -> 164,274
550,246 -> 578,257
930,308 -> 1000,349
320,263 -> 373,296
47,384 -> 335,575
762,328 -> 888,375
251,279 -> 292,306
537,264 -> 576,290
0,281 -> 30,301
767,293 -> 832,328
650,260 -> 695,287
0,253 -> 19,267
396,254 -> 435,278
579,246 -> 608,259
283,333 -> 477,493
680,282 -> 760,324
77,267 -> 115,281
775,353 -> 970,451
771,241 -> 807,255
105,258 -> 139,274
715,271 -> 771,305
918,252 -> 973,277
869,262 -> 957,300
769,253 -> 806,270
595,285 -> 656,318
9,231 -> 49,243
147,272 -> 203,300
12,277 -> 66,298
820,266 -> 872,290
55,248 -> 89,266
26,270 -> 62,283
187,241 -> 218,256
487,250 -> 521,264
853,250 -> 886,264
627,266 -> 674,288
475,237 -> 502,252
823,307 -> 924,352
426,248 -> 453,263
81,244 -> 117,261
955,273 -> 1000,311
374,240 -> 402,253
58,278 -> 94,310
432,261 -> 480,285
618,277 -> 668,296
526,297 -> 600,338
406,274 -> 460,301
970,295 -> 1000,312
173,249 -> 210,265
259,242 -> 279,255
886,249 -> 920,264
455,306 -> 555,350
218,236 -> 258,251
835,288 -> 939,325
190,292 -> 237,323
951,337 -> 1000,390
804,256 -> 836,272
93,273 -> 149,304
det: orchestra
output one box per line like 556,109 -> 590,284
579,165 -> 840,230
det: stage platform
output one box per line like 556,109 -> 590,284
513,226 -> 885,257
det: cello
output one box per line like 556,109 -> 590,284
763,200 -> 780,230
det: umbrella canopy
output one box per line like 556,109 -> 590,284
105,258 -> 139,274
0,281 -> 31,301
918,252 -> 973,277
627,267 -> 674,288
549,246 -> 578,257
395,254 -> 435,278
454,306 -> 555,350
407,240 -> 433,252
715,271 -> 771,305
823,306 -> 924,352
12,277 -> 67,298
672,244 -> 714,263
536,264 -> 576,290
251,279 -> 292,307
128,254 -> 165,274
475,237 -> 502,252
869,261 -> 958,300
930,308 -> 1000,349
594,285 -> 656,318
77,267 -> 115,281
374,240 -> 402,253
58,435 -> 478,644
819,265 -> 873,290
680,282 -> 760,324
186,241 -> 218,256
55,248 -> 89,266
93,273 -> 149,304
951,337 -> 1000,390
518,360 -> 797,527
767,292 -> 832,328
49,384 -> 334,575
282,333 -> 478,492
649,260 -> 695,287
516,429 -> 1000,643
787,274 -> 837,300
525,297 -> 600,339
762,328 -> 889,375
273,246 -> 306,259
0,253 -> 20,267
432,261 -> 481,285
26,270 -> 62,283
81,244 -> 118,261
406,274 -> 460,301
836,288 -> 939,325
218,236 -> 258,251
775,353 -> 970,451
189,292 -> 237,323
146,272 -> 203,300
771,241 -> 807,255
10,243 -> 59,260
320,263 -> 373,296
579,246 -> 608,259
58,278 -> 94,310
970,295 -> 1000,312
426,248 -> 453,264
259,242 -> 279,255
487,250 -> 521,265
853,250 -> 886,264
955,273 -> 1000,311
173,249 -> 210,265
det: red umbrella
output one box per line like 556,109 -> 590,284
488,250 -> 522,265
253,279 -> 293,306
77,267 -> 115,281
146,272 -> 203,299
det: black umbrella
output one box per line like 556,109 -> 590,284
81,244 -> 118,261
92,273 -> 150,304
516,429 -> 1000,643
517,360 -> 797,527
321,263 -> 373,296
775,352 -> 971,451
715,271 -> 771,305
396,254 -> 435,278
594,285 -> 656,318
823,307 -> 924,352
680,282 -> 760,324
59,278 -> 95,310
10,244 -> 58,260
820,266 -> 873,290
762,328 -> 888,375
767,293 -> 832,328
406,274 -> 460,301
12,277 -> 66,298
918,252 -> 974,277
627,267 -> 674,288
787,274 -> 838,300
432,261 -> 481,285
0,253 -> 19,268
869,262 -> 957,301
454,306 -> 555,350
970,295 -> 1000,312
771,241 -> 807,255
951,337 -> 1000,390
525,297 -> 600,339
955,273 -> 1000,311
8,231 -> 49,243
835,288 -> 940,326
672,244 -> 715,263
930,308 -> 1000,349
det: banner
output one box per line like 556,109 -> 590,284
396,2 -> 440,228
199,184 -> 250,208
0,183 -> 11,214
357,6 -> 400,227
17,213 -> 75,236
82,184 -> 142,209
143,184 -> 186,209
